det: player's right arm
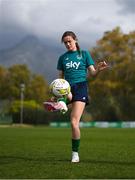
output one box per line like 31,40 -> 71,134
58,70 -> 64,79
58,70 -> 72,102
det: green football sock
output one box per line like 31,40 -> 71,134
57,97 -> 67,104
72,139 -> 80,152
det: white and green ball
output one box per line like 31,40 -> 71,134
50,78 -> 71,97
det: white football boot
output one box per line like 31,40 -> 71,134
58,101 -> 68,114
71,152 -> 79,163
43,100 -> 68,114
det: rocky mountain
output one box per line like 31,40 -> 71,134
0,35 -> 62,83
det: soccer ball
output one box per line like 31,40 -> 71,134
50,78 -> 71,97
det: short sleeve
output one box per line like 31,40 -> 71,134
84,51 -> 95,67
57,56 -> 63,71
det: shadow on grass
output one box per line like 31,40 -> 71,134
81,159 -> 135,166
0,155 -> 70,164
0,155 -> 135,166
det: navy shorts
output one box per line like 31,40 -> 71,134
70,81 -> 89,105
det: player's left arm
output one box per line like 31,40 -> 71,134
88,61 -> 108,76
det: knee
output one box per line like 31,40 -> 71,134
71,118 -> 79,129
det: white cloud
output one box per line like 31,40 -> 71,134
117,0 -> 135,14
1,0 -> 135,49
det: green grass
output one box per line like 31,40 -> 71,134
0,126 -> 135,179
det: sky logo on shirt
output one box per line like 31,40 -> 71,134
66,61 -> 80,69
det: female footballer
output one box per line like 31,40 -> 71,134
44,31 -> 108,162
56,31 -> 108,162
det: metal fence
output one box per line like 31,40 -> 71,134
0,113 -> 13,125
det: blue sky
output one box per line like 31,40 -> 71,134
0,0 -> 135,50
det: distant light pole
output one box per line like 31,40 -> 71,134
20,83 -> 25,124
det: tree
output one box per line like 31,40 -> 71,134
26,74 -> 49,103
88,27 -> 135,121
0,64 -> 49,103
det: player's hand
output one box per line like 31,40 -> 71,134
97,61 -> 109,72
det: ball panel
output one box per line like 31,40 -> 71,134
49,78 -> 70,97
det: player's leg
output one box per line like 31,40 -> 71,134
70,101 -> 85,162
43,92 -> 72,114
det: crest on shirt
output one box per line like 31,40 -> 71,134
65,57 -> 69,61
76,55 -> 82,60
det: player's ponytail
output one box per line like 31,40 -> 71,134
76,42 -> 81,56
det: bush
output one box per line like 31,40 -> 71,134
9,100 -> 70,125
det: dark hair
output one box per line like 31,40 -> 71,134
61,31 -> 81,54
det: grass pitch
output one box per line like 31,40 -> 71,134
0,126 -> 135,179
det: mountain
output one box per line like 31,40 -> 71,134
0,35 -> 63,83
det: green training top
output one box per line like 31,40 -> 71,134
57,50 -> 95,85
